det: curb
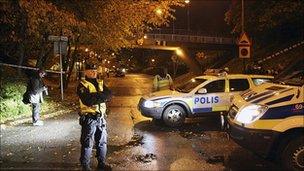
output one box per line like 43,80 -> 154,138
0,109 -> 74,128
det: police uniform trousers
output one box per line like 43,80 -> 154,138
79,113 -> 107,166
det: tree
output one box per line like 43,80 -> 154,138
1,0 -> 185,87
225,0 -> 304,45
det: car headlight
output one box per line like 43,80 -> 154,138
143,100 -> 161,108
235,104 -> 268,124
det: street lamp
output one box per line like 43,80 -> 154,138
185,0 -> 190,32
151,59 -> 155,63
176,48 -> 183,56
155,8 -> 163,16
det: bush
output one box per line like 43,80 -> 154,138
0,79 -> 31,123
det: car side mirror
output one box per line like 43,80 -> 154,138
197,88 -> 207,94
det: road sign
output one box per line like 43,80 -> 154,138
54,41 -> 68,55
48,35 -> 68,42
48,35 -> 68,101
238,32 -> 251,58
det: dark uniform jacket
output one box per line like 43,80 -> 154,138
26,74 -> 45,103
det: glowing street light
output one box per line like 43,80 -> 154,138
85,48 -> 89,52
151,59 -> 155,62
176,48 -> 183,56
143,35 -> 148,39
185,0 -> 190,4
155,8 -> 163,16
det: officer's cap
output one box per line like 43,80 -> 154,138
85,63 -> 97,70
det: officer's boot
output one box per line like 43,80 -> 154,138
97,162 -> 105,171
82,164 -> 92,171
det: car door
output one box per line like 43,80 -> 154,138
192,79 -> 227,115
228,78 -> 250,103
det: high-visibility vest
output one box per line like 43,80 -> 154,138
79,79 -> 106,115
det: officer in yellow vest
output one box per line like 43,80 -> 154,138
77,63 -> 112,171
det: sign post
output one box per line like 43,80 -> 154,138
48,35 -> 68,100
238,32 -> 251,72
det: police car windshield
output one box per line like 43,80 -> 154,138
176,78 -> 207,93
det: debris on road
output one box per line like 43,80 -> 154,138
135,153 -> 157,163
128,133 -> 144,147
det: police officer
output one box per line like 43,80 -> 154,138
77,63 -> 112,170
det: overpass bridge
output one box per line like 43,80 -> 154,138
135,29 -> 236,74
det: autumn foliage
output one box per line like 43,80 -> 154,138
0,0 -> 184,69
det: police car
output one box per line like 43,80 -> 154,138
227,72 -> 304,170
138,72 -> 273,127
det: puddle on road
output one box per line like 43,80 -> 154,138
192,143 -> 226,165
108,133 -> 144,155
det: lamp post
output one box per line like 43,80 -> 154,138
241,0 -> 244,33
185,0 -> 190,32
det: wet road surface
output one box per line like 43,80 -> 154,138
0,74 -> 281,170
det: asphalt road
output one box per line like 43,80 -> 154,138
0,74 -> 281,170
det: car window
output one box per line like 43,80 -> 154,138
203,80 -> 225,93
252,78 -> 272,86
229,79 -> 249,92
176,78 -> 207,93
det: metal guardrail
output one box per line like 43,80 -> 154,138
146,33 -> 235,45
149,28 -> 231,37
257,41 -> 304,64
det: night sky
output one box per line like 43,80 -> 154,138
167,0 -> 232,36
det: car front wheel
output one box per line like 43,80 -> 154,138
163,105 -> 186,127
281,135 -> 304,171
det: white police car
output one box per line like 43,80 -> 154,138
138,73 -> 273,127
227,72 -> 304,170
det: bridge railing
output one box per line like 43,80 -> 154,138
146,33 -> 235,45
150,28 -> 231,37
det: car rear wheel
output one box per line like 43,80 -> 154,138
281,135 -> 304,171
163,105 -> 186,127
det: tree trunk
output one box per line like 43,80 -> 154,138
41,48 -> 52,68
16,0 -> 28,75
17,43 -> 25,75
62,41 -> 71,89
35,33 -> 50,69
64,35 -> 80,89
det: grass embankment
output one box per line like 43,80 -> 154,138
0,78 -> 31,122
224,41 -> 303,74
